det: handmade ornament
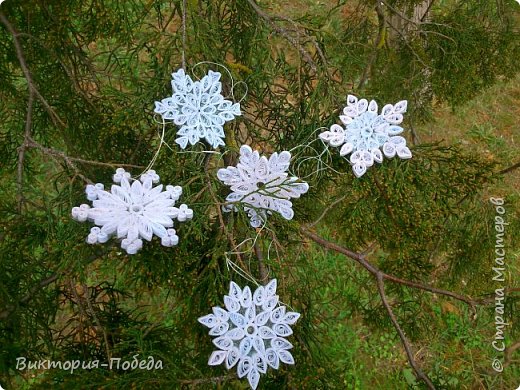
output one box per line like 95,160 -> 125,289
217,145 -> 309,227
72,168 -> 193,254
198,279 -> 300,389
154,68 -> 241,149
319,95 -> 412,177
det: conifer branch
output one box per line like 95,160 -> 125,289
300,226 -> 481,389
0,249 -> 108,320
358,2 -> 385,90
0,12 -> 67,129
81,282 -> 112,361
26,137 -> 145,170
375,274 -> 435,390
245,0 -> 318,72
498,160 -> 520,175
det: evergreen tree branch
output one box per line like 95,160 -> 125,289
26,137 -> 145,170
81,281 -> 112,361
245,0 -> 317,72
0,272 -> 60,320
0,249 -> 108,320
375,273 -> 435,390
16,87 -> 34,211
300,227 -> 482,389
357,2 -> 385,90
0,11 -> 67,129
498,160 -> 520,175
179,374 -> 235,385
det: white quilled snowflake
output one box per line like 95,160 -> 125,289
154,68 -> 241,149
217,145 -> 309,228
71,168 -> 193,254
319,95 -> 412,177
198,279 -> 300,390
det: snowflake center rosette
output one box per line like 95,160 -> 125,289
217,145 -> 309,228
319,95 -> 412,177
154,69 -> 241,149
71,168 -> 193,254
198,280 -> 300,390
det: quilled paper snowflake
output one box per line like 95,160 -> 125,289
154,68 -> 241,149
217,145 -> 309,228
71,168 -> 193,254
198,279 -> 300,390
319,95 -> 412,177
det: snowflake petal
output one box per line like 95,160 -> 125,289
209,322 -> 229,336
213,336 -> 233,350
352,163 -> 367,178
272,337 -> 293,350
237,357 -> 253,378
396,146 -> 412,159
247,368 -> 260,390
265,348 -> 280,369
226,347 -> 240,369
198,314 -> 219,328
208,350 -> 227,366
277,350 -> 295,365
283,311 -> 300,325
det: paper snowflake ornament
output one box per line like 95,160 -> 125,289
319,95 -> 412,177
154,68 -> 241,149
198,279 -> 300,390
217,145 -> 309,228
71,168 -> 193,254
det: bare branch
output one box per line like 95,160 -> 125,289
204,154 -> 247,270
245,0 -> 317,72
0,249 -> 108,320
16,87 -> 34,211
376,273 -> 435,389
181,0 -> 187,70
26,138 -> 145,170
0,12 -> 67,129
498,160 -> 520,175
82,282 -> 112,361
179,374 -> 235,385
358,3 -> 386,90
307,194 -> 348,229
300,226 -> 483,389
254,240 -> 268,283
504,340 -> 520,370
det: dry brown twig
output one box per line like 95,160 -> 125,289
81,282 -> 113,361
26,137 -> 144,170
0,12 -> 67,129
358,2 -> 386,90
0,12 -> 115,203
254,237 -> 268,284
245,0 -> 318,72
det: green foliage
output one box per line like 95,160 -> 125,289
0,0 -> 519,389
